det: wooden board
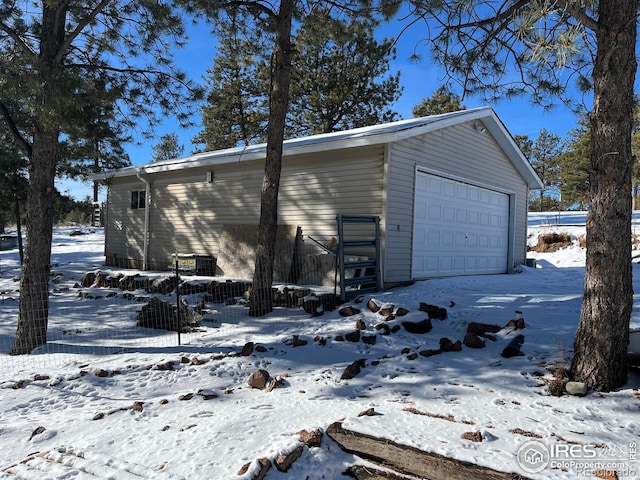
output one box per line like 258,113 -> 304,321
327,422 -> 532,480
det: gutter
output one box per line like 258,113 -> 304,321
136,170 -> 151,271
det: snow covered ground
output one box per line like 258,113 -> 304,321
0,215 -> 638,479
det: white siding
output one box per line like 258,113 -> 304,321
384,121 -> 528,282
104,145 -> 385,277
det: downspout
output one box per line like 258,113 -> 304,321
136,171 -> 150,271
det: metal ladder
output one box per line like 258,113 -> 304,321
92,202 -> 102,227
336,214 -> 382,301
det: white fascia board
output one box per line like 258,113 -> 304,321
93,106 -> 543,190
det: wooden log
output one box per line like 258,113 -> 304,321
346,464 -> 416,479
326,422 -> 532,480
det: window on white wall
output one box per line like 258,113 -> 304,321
130,190 -> 146,209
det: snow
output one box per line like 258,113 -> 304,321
0,217 -> 639,479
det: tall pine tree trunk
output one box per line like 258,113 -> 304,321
571,0 -> 637,391
11,3 -> 64,354
249,0 -> 294,317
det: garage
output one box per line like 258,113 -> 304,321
412,171 -> 510,278
97,107 -> 542,286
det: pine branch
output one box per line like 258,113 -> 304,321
56,0 -> 114,63
0,100 -> 32,158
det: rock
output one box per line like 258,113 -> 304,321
461,431 -> 483,442
302,296 -> 322,316
297,429 -> 323,448
355,318 -> 367,330
345,330 -> 361,342
267,377 -> 285,392
292,335 -> 308,347
153,361 -> 174,371
419,348 -> 442,358
395,307 -> 410,316
317,293 -> 339,311
565,381 -> 588,397
29,426 -> 46,441
132,401 -> 144,412
358,408 -> 376,417
419,302 -> 447,319
136,297 -> 201,332
467,322 -> 502,335
402,318 -> 432,334
240,342 -> 254,356
501,334 -> 525,358
505,318 -> 526,329
374,323 -> 390,335
378,305 -> 394,316
80,271 -> 98,288
463,332 -> 486,349
237,458 -> 271,479
440,337 -> 462,352
275,445 -> 304,472
196,389 -> 218,400
366,299 -> 380,313
248,369 -> 271,390
362,334 -> 377,345
339,306 -> 361,317
341,360 -> 365,380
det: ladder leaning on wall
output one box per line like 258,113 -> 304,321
92,202 -> 102,227
336,214 -> 383,301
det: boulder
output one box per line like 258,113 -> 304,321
501,334 -> 525,358
467,322 -> 502,335
463,332 -> 486,349
402,318 -> 432,334
275,445 -> 304,472
247,369 -> 270,390
419,302 -> 447,320
345,330 -> 361,342
440,337 -> 462,352
565,381 -> 588,397
341,359 -> 365,380
339,306 -> 361,317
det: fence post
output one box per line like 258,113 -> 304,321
174,251 -> 181,346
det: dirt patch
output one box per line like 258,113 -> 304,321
529,232 -> 573,252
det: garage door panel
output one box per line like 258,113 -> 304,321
412,172 -> 509,278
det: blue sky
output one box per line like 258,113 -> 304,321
60,12 -> 593,200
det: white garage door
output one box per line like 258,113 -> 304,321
412,172 -> 510,278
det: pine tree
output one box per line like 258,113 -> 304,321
193,20 -> 270,151
517,129 -> 563,211
287,8 -> 401,137
152,133 -> 185,163
1,1 -> 202,354
412,86 -> 466,117
405,0 -> 638,391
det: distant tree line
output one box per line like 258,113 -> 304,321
516,103 -> 640,212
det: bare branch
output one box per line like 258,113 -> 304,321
0,22 -> 36,61
0,100 -> 32,158
56,0 -> 114,63
554,0 -> 600,32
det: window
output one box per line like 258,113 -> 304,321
130,190 -> 146,209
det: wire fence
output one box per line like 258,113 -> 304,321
0,227 -> 345,377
